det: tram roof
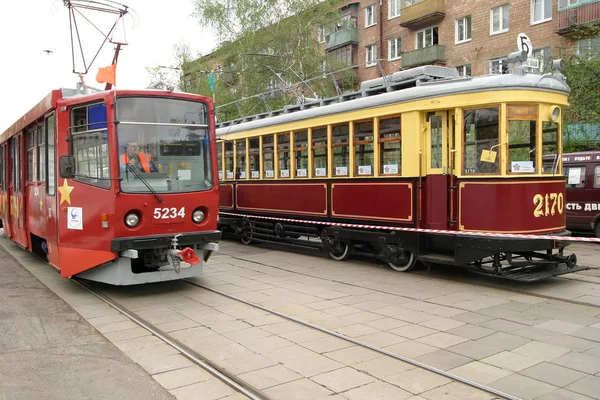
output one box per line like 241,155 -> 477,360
216,65 -> 570,136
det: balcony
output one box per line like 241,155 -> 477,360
401,45 -> 445,68
399,0 -> 445,29
557,1 -> 600,35
325,27 -> 358,51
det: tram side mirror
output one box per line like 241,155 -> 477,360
59,155 -> 76,178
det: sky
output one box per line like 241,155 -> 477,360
0,0 -> 217,133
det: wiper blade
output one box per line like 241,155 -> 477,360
126,163 -> 164,203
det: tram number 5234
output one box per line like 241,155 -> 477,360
533,193 -> 564,217
154,207 -> 186,219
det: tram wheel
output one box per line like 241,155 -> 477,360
240,221 -> 254,245
328,242 -> 350,261
595,222 -> 600,239
388,251 -> 416,272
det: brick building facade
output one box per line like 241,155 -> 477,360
323,0 -> 600,83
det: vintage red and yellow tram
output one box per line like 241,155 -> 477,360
0,87 -> 220,285
215,63 -> 587,281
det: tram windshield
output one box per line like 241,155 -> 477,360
116,97 -> 213,193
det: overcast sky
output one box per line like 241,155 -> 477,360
0,0 -> 216,133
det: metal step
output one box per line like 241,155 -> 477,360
418,254 -> 457,266
467,264 -> 590,282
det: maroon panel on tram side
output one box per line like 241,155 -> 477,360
458,179 -> 567,233
236,183 -> 327,216
219,183 -> 234,209
424,175 -> 448,230
331,182 -> 413,223
26,185 -> 46,238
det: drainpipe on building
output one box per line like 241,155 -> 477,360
379,0 -> 384,73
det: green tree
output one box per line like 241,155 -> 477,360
187,0 -> 356,122
147,42 -> 193,90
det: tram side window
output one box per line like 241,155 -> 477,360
430,116 -> 443,169
12,136 -> 21,193
216,142 -> 222,181
263,135 -> 275,178
507,106 -> 537,174
0,146 -> 4,192
236,139 -> 247,179
565,166 -> 586,188
332,124 -> 349,176
26,128 -> 37,183
594,165 -> 600,188
355,121 -> 374,175
542,121 -> 559,173
379,117 -> 401,175
224,142 -> 234,179
46,114 -> 56,195
70,103 -> 110,188
294,130 -> 308,178
249,138 -> 260,179
278,133 -> 290,178
37,123 -> 46,182
463,107 -> 499,174
312,127 -> 328,177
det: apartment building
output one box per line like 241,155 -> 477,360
322,0 -> 600,81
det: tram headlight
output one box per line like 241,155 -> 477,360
125,212 -> 140,228
192,209 -> 205,223
550,106 -> 561,122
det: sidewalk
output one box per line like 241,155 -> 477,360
0,244 -> 174,400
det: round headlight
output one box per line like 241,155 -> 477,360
551,106 -> 561,122
192,209 -> 205,223
125,212 -> 140,228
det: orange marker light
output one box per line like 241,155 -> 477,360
101,213 -> 109,229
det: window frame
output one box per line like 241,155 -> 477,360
46,113 -> 56,195
565,165 -> 587,188
365,4 -> 377,27
594,165 -> 600,188
531,0 -> 552,25
456,64 -> 472,76
416,26 -> 438,49
389,0 -> 401,19
506,104 -> 538,175
354,119 -> 375,176
366,44 -> 377,66
490,4 -> 510,35
456,15 -> 472,44
388,37 -> 401,60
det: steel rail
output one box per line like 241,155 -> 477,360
185,280 -> 522,400
73,279 -> 272,400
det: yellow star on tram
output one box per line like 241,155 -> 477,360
58,179 -> 74,205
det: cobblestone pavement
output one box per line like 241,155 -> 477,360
3,236 -> 600,400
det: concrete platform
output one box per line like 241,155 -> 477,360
0,243 -> 175,400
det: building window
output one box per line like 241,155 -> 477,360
491,4 -> 509,35
365,4 -> 377,27
490,58 -> 509,74
456,16 -> 472,44
389,0 -> 401,19
558,0 -> 588,11
317,26 -> 326,44
456,64 -> 471,76
416,27 -> 438,49
531,0 -> 552,24
532,47 -> 551,71
577,37 -> 600,59
366,44 -> 377,66
389,37 -> 401,60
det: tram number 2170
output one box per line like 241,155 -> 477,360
153,207 -> 186,219
533,193 -> 564,217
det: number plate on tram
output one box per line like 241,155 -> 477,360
152,207 -> 186,224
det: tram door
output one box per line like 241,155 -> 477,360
424,111 -> 453,230
8,135 -> 23,244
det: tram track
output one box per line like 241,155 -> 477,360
73,278 -> 272,400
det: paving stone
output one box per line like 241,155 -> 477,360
414,349 -> 472,371
420,381 -> 496,400
343,380 -> 412,400
571,327 -> 600,342
132,353 -> 194,375
311,366 -> 375,392
446,340 -> 503,360
364,317 -> 410,331
448,361 -> 512,385
445,324 -> 495,340
452,312 -> 495,325
476,332 -> 532,351
205,319 -> 253,334
103,327 -> 152,342
534,320 -> 586,334
353,356 -> 414,379
394,311 -> 438,324
513,341 -> 571,362
490,374 -> 558,400
537,388 -> 595,400
551,351 -> 600,374
521,362 -> 587,387
336,323 -> 380,337
212,352 -> 277,375
565,375 -> 600,398
389,324 -> 438,339
238,364 -> 303,390
355,331 -> 407,348
153,366 -> 212,390
300,335 -> 355,354
416,332 -> 469,349
384,368 -> 452,394
479,318 -> 529,332
383,341 -> 438,359
263,378 -> 333,399
170,378 -> 236,400
323,345 -> 381,365
419,317 -> 465,331
481,351 -> 544,372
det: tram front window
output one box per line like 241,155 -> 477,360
116,97 -> 213,193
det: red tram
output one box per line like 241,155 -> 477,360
0,87 -> 220,285
215,62 -> 586,282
